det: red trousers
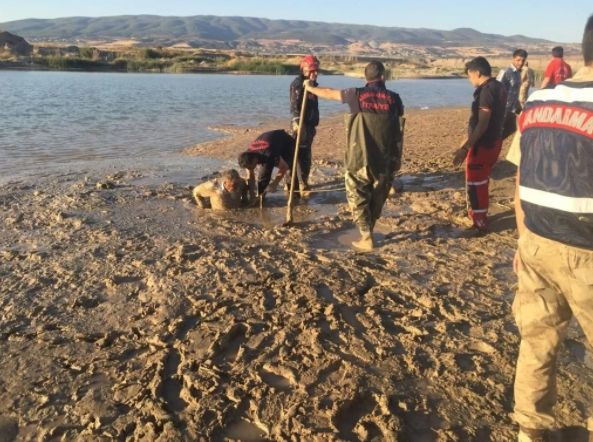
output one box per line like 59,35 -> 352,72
465,140 -> 503,229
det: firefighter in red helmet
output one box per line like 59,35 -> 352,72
289,54 -> 320,197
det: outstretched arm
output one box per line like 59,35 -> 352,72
304,80 -> 342,101
192,181 -> 217,208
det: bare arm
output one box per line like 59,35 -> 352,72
304,81 -> 342,101
192,181 -> 217,207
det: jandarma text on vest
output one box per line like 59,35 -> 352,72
519,104 -> 593,137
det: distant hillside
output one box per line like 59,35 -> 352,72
0,15 -> 552,47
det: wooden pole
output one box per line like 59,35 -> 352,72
285,87 -> 309,225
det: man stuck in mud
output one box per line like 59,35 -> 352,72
238,129 -> 298,204
507,15 -> 593,442
304,61 -> 404,251
192,169 -> 251,210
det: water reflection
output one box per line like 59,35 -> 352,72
0,71 -> 472,181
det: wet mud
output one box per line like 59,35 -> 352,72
1,108 -> 591,441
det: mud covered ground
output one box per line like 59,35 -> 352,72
1,108 -> 592,441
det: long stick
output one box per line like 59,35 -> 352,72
285,87 -> 309,224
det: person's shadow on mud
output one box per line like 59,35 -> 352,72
490,159 -> 517,181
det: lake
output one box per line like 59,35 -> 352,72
0,71 -> 473,183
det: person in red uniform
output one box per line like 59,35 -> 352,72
540,46 -> 572,89
452,56 -> 507,234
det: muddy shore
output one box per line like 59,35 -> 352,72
1,108 -> 592,441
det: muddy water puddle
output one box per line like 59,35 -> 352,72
394,173 -> 457,192
224,419 -> 268,441
311,222 -> 393,251
216,191 -> 343,228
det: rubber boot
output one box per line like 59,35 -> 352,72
352,230 -> 374,252
300,182 -> 311,198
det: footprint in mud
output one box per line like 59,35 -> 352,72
306,360 -> 343,394
332,394 -> 379,440
262,290 -> 276,311
259,369 -> 292,392
174,315 -> 198,340
454,354 -> 476,372
225,418 -> 268,442
316,284 -> 368,336
311,226 -> 390,251
211,323 -> 249,366
160,349 -> 188,413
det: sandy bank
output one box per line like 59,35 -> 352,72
1,108 -> 591,441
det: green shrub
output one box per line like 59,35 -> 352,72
79,47 -> 94,59
227,59 -> 298,75
125,59 -> 169,72
139,48 -> 161,60
45,56 -> 101,70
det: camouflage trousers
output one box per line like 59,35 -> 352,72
513,229 -> 593,431
344,166 -> 394,233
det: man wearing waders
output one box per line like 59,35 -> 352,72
290,55 -> 320,197
305,61 -> 404,251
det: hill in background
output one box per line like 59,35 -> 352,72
0,15 -> 562,53
0,15 -> 583,77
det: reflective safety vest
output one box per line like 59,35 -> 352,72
519,80 -> 593,249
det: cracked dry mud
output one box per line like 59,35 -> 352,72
1,109 -> 592,441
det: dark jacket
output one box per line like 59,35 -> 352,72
290,75 -> 320,127
248,130 -> 295,194
342,81 -> 404,175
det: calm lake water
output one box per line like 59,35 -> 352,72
0,71 -> 473,183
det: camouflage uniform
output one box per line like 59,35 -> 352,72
507,66 -> 593,432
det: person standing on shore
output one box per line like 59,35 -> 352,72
540,46 -> 573,89
238,129 -> 297,203
290,55 -> 320,197
304,61 -> 404,251
497,49 -> 527,139
506,15 -> 593,442
519,61 -> 535,108
452,56 -> 506,234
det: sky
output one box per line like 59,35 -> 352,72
0,0 -> 591,43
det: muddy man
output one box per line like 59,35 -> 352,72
192,169 -> 251,210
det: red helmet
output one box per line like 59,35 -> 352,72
300,55 -> 320,72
